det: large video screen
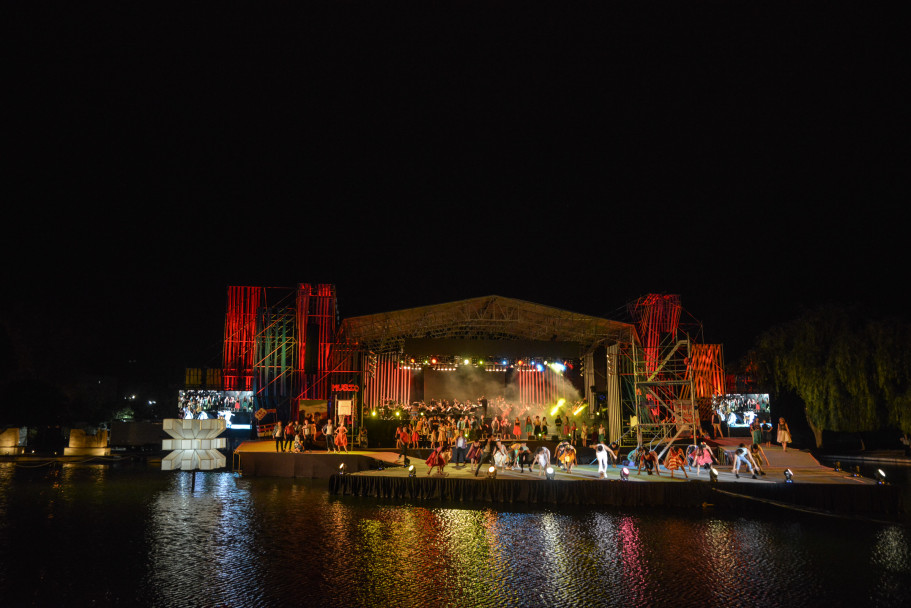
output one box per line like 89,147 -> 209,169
713,393 -> 770,428
178,390 -> 254,429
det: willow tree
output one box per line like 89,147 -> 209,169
752,304 -> 911,448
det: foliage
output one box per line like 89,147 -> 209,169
752,304 -> 911,445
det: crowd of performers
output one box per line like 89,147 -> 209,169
411,432 -> 626,479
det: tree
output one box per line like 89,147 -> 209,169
751,304 -> 911,448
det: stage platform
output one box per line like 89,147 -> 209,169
235,439 -> 905,518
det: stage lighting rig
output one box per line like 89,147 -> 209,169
408,465 -> 416,477
487,465 -> 497,479
875,469 -> 887,484
620,467 -> 629,481
338,463 -> 347,475
784,469 -> 793,483
709,467 -> 718,483
545,466 -> 556,480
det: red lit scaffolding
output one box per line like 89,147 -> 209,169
223,286 -> 262,391
363,353 -> 412,408
295,283 -> 337,402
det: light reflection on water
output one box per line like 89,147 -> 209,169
0,463 -> 909,608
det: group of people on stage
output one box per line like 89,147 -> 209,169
392,411 -> 610,452
272,416 -> 359,454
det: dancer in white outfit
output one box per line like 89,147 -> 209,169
594,443 -> 616,479
532,446 -> 551,477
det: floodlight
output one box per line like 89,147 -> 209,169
709,467 -> 718,483
338,462 -> 347,475
408,465 -> 416,477
875,469 -> 886,484
784,469 -> 793,483
487,465 -> 497,479
620,467 -> 630,481
545,466 -> 555,480
371,410 -> 377,417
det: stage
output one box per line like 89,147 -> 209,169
234,439 -> 904,518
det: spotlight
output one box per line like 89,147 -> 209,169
784,469 -> 793,483
833,460 -> 841,472
620,467 -> 629,481
408,465 -> 416,477
338,463 -> 347,475
371,410 -> 377,417
545,466 -> 556,480
487,465 -> 497,479
709,467 -> 718,483
875,469 -> 887,484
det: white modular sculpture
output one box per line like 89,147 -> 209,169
161,418 -> 227,471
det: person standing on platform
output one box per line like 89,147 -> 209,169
284,420 -> 295,453
453,430 -> 468,466
542,417 -> 549,440
533,416 -> 542,438
712,409 -> 724,439
302,419 -> 314,453
513,417 -> 522,441
777,417 -> 792,452
554,415 -> 562,439
750,419 -> 762,446
598,423 -> 606,445
273,421 -> 284,452
335,424 -> 349,453
395,425 -> 412,464
323,419 -> 335,452
525,416 -> 533,439
466,438 -> 482,471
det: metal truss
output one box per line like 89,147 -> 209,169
339,295 -> 635,356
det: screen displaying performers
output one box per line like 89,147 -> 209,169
178,390 -> 254,429
712,394 -> 770,428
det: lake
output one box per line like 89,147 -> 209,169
0,461 -> 908,607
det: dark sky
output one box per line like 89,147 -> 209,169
5,3 -> 905,383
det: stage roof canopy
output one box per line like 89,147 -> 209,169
339,295 -> 635,356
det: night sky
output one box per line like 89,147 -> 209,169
5,3 -> 905,388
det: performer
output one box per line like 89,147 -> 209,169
777,417 -> 792,452
691,442 -> 717,477
466,438 -> 482,470
425,444 -> 448,476
637,449 -> 661,476
711,409 -> 724,439
473,438 -> 496,477
665,446 -> 688,479
732,443 -> 758,479
395,425 -> 412,464
749,442 -> 769,476
554,440 -> 577,473
594,443 -> 613,478
532,446 -> 551,477
516,443 -> 533,472
335,424 -> 349,453
513,417 -> 521,440
492,440 -> 509,471
273,421 -> 284,452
